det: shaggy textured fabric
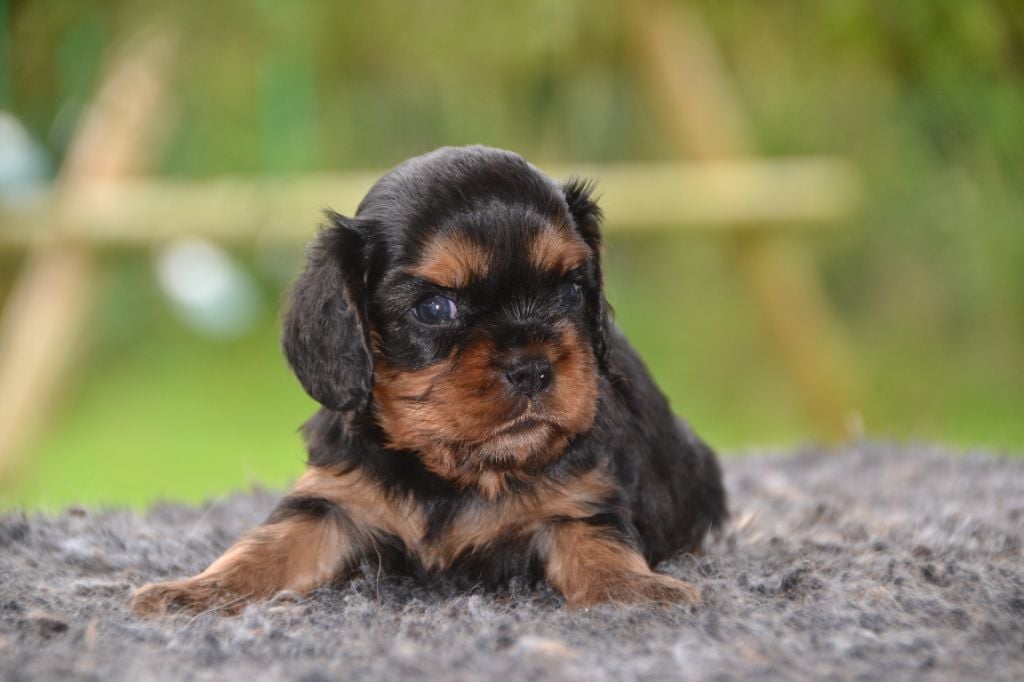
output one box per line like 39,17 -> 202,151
1,443 -> 1022,681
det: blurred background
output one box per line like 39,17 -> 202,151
1,0 -> 1022,510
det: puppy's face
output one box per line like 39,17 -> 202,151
283,147 -> 609,487
371,209 -> 601,479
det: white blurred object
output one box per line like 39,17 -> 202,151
0,111 -> 50,205
155,238 -> 261,338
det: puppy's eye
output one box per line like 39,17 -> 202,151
413,294 -> 458,324
558,282 -> 583,308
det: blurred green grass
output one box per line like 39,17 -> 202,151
3,1 -> 1024,508
4,256 -> 313,509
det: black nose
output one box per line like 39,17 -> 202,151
503,356 -> 553,397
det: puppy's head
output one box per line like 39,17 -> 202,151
284,146 -> 608,487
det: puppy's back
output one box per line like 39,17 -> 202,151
600,327 -> 728,564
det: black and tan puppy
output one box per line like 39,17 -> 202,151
131,145 -> 727,615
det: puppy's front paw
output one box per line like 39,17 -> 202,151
570,572 -> 701,608
130,579 -> 249,617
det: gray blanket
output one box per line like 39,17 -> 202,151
2,443 -> 1022,681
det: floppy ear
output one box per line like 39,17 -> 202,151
562,177 -> 612,372
282,211 -> 373,412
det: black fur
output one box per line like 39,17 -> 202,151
282,216 -> 373,412
284,145 -> 727,586
561,176 -> 611,371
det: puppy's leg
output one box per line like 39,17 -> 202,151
131,466 -> 415,616
542,520 -> 700,607
130,496 -> 358,616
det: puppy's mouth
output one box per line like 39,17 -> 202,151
497,416 -> 546,436
481,398 -> 566,442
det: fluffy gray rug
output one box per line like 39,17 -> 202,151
2,443 -> 1022,681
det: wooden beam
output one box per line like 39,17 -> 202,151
0,157 -> 859,247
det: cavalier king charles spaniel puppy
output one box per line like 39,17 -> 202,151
131,145 -> 727,615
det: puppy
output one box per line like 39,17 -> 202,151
131,145 -> 727,615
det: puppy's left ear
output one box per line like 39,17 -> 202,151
282,211 -> 373,412
562,177 -> 612,371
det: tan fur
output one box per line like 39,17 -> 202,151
529,225 -> 590,275
431,467 -> 615,568
286,463 -> 617,572
130,512 -> 353,616
542,521 -> 701,608
293,466 -> 425,542
409,231 -> 490,288
131,467 -> 424,616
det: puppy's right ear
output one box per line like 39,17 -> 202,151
282,211 -> 373,412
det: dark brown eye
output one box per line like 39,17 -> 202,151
558,282 -> 583,308
413,294 -> 457,324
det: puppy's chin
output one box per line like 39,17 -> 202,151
459,420 -> 571,472
404,419 -> 578,499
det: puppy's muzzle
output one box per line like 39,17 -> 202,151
503,354 -> 553,397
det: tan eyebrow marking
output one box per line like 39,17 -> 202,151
408,232 -> 490,288
529,224 -> 591,275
